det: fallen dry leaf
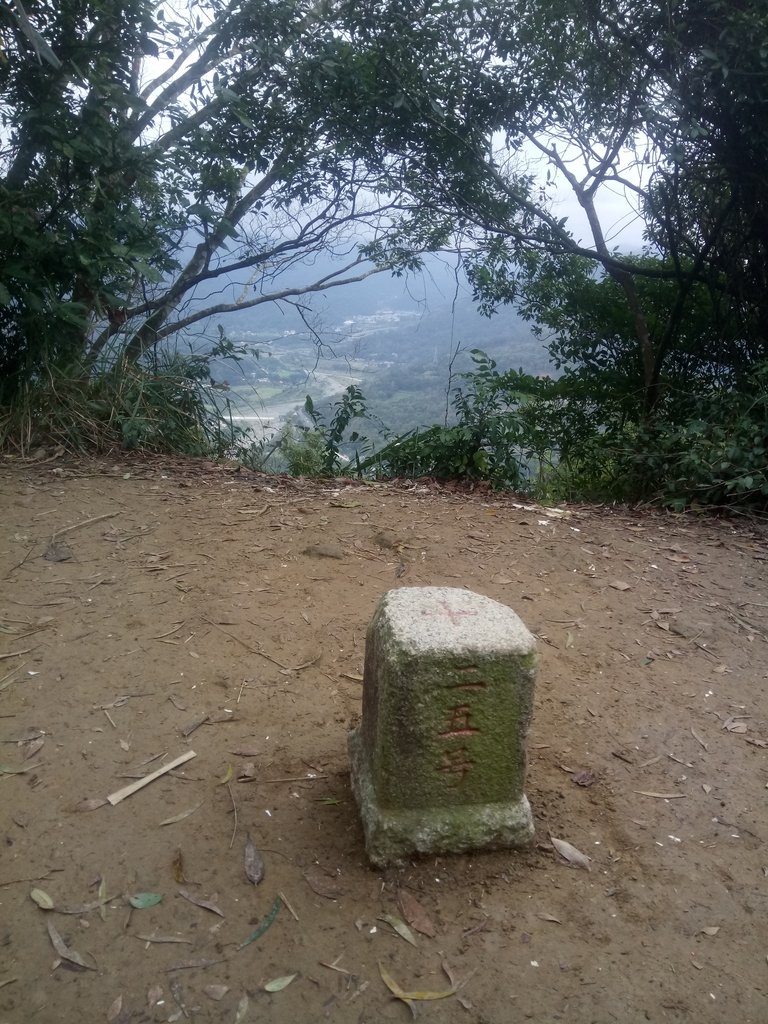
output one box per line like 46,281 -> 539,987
159,802 -> 204,826
233,994 -> 249,1024
203,984 -> 229,1001
71,798 -> 108,812
106,995 -> 122,1022
634,790 -> 686,799
303,865 -> 342,900
165,957 -> 226,971
379,962 -> 456,1005
722,716 -> 748,733
147,984 -> 163,1007
30,888 -> 54,910
172,849 -> 186,884
98,877 -> 107,922
690,728 -> 708,751
441,960 -> 474,1011
379,913 -> 418,947
21,735 -> 45,759
46,920 -> 97,971
609,580 -> 631,591
244,834 -> 264,885
264,974 -> 297,992
178,888 -> 224,917
398,889 -> 436,938
550,836 -> 592,871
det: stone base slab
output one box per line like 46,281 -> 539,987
349,725 -> 534,867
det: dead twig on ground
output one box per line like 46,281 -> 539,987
51,512 -> 119,540
107,751 -> 196,805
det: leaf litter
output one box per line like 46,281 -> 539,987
264,973 -> 297,992
47,920 -> 97,970
177,887 -> 224,917
30,888 -> 54,910
20,733 -> 45,759
238,895 -> 281,949
171,849 -> 186,884
550,836 -> 592,871
379,913 -> 418,946
158,802 -> 204,826
128,893 -> 163,910
379,961 -> 457,1014
398,889 -> 436,938
31,887 -> 112,915
7,462 -> 768,1021
243,833 -> 264,884
71,798 -> 108,812
303,864 -> 342,900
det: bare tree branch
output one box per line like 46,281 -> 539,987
149,262 -> 393,344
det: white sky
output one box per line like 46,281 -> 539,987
520,140 -> 648,254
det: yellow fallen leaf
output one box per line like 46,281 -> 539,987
218,764 -> 233,785
378,962 -> 456,1002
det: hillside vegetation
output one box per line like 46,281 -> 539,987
2,2 -> 767,509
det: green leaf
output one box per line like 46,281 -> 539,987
238,895 -> 281,949
128,892 -> 163,909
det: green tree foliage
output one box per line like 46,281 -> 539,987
0,0 -> 495,408
3,0 -> 767,508
368,0 -> 768,507
350,0 -> 768,407
364,351 -> 536,488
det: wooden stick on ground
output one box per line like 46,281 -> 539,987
108,751 -> 196,806
52,512 -> 119,540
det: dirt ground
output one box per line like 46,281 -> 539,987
1,454 -> 767,1024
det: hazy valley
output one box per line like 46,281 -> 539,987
189,260 -> 550,449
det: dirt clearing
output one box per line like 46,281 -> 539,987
1,455 -> 767,1023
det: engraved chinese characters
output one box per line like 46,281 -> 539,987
348,587 -> 537,867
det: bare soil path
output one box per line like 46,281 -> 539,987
1,455 -> 767,1024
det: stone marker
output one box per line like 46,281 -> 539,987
348,586 -> 537,867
